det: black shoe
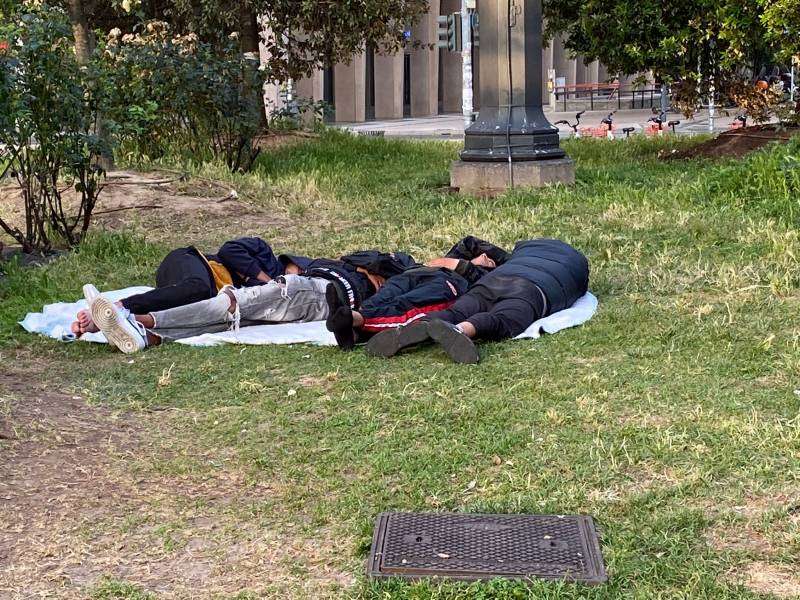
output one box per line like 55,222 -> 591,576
325,282 -> 346,315
327,306 -> 355,350
365,320 -> 432,358
427,319 -> 479,364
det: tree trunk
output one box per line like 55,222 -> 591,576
238,4 -> 260,55
238,3 -> 268,128
65,0 -> 115,170
66,0 -> 93,65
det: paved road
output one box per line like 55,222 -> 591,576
336,109 -> 747,140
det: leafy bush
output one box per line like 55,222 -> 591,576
726,78 -> 788,124
103,23 -> 266,172
0,3 -> 113,252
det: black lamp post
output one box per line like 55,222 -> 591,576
460,0 -> 564,162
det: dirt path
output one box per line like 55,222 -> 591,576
0,373 -> 355,598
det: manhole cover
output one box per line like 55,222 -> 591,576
367,512 -> 607,584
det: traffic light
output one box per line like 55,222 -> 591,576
437,13 -> 462,51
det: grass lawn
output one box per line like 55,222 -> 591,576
1,131 -> 799,599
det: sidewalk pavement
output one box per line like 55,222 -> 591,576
336,109 -> 744,140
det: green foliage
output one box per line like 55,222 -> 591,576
543,0 -> 771,80
542,0 -> 784,117
71,0 -> 429,81
256,0 -> 429,81
0,3 -> 116,252
102,23 -> 265,172
760,0 -> 800,61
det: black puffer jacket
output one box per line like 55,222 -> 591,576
479,239 -> 589,314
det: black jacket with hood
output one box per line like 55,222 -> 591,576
446,236 -> 589,314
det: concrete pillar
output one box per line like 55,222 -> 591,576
334,52 -> 366,122
296,70 -> 324,103
262,81 -> 283,117
587,60 -> 600,84
440,0 -> 462,113
410,0 -> 441,117
258,22 -> 283,117
618,74 -> 637,88
597,63 -> 610,83
295,69 -> 324,125
575,57 -> 588,85
374,52 -> 404,119
552,33 -> 576,86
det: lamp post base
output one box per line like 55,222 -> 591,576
450,157 -> 575,195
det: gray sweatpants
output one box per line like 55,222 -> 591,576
148,275 -> 330,342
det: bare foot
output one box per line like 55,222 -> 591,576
73,309 -> 99,335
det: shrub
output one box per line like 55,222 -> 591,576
0,3 -> 113,253
103,23 -> 266,172
726,78 -> 787,124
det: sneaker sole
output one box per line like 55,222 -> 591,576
428,320 -> 479,364
365,320 -> 430,358
82,283 -> 100,304
90,295 -> 144,354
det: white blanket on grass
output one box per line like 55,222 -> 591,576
19,286 -> 599,347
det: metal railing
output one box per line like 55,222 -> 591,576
552,83 -> 663,112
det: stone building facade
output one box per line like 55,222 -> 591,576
265,2 -> 637,122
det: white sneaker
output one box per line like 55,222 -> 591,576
83,283 -> 100,304
89,291 -> 147,353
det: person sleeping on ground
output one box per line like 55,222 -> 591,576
85,249 -> 417,353
363,238 -> 590,364
71,237 -> 285,336
325,236 -> 508,350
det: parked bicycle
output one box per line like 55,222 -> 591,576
645,111 -> 680,136
578,111 -> 617,139
729,114 -> 748,130
554,110 -> 586,138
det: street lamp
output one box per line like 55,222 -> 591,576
450,0 -> 574,193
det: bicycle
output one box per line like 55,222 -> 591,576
729,114 -> 748,130
645,111 -> 680,136
578,111 -> 617,139
554,110 -> 586,138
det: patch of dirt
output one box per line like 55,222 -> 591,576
296,372 -> 339,392
94,172 -> 292,246
0,372 -> 355,598
706,523 -> 775,555
704,490 -> 800,558
0,170 -> 292,249
663,125 -> 800,160
735,561 -> 800,599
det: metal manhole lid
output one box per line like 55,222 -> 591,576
367,512 -> 607,584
